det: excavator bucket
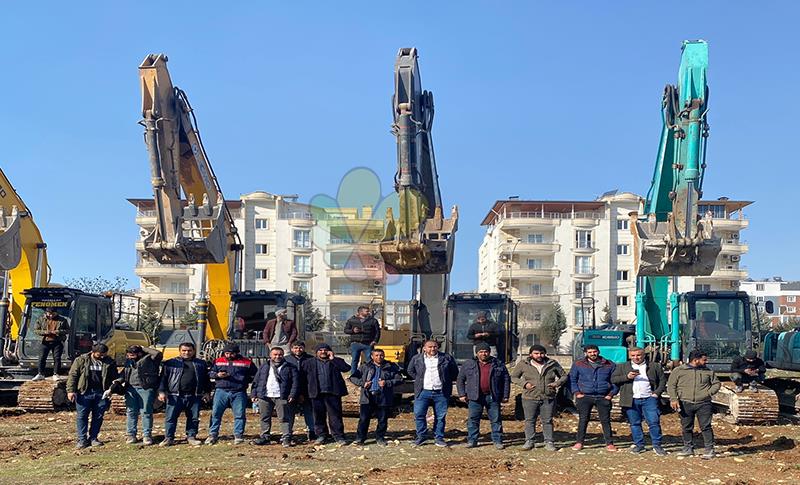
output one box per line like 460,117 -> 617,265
0,210 -> 22,270
631,213 -> 721,277
380,203 -> 457,275
143,202 -> 228,264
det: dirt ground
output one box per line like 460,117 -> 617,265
0,404 -> 798,485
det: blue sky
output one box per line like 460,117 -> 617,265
1,2 -> 799,299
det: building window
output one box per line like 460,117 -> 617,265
788,307 -> 797,314
293,255 -> 311,274
169,282 -> 188,294
256,244 -> 269,255
533,309 -> 542,321
788,296 -> 797,303
575,307 -> 589,327
575,230 -> 592,249
527,258 -> 542,270
697,204 -> 726,219
575,282 -> 591,299
293,280 -> 310,294
756,284 -> 765,291
695,284 -> 711,292
616,270 -> 629,281
337,310 -> 350,322
527,233 -> 544,244
756,296 -> 765,302
530,283 -> 542,296
575,256 -> 591,274
616,244 -> 629,255
255,218 -> 269,230
257,269 -> 269,280
616,296 -> 629,306
617,219 -> 629,230
293,229 -> 311,248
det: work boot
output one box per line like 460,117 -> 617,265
125,435 -> 138,444
544,442 -> 557,452
734,385 -> 744,393
186,436 -> 202,446
521,440 -> 535,450
142,436 -> 154,446
31,374 -> 45,382
203,435 -> 217,446
749,382 -> 758,392
676,446 -> 694,456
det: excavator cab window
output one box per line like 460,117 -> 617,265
690,297 -> 749,360
19,300 -> 72,362
72,299 -> 98,356
447,300 -> 507,364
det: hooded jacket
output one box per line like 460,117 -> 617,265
123,347 -> 163,390
510,357 -> 567,400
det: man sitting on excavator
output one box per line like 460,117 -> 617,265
731,350 -> 766,393
32,306 -> 70,381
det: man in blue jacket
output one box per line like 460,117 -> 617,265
206,343 -> 257,445
457,342 -> 511,449
407,340 -> 459,447
568,344 -> 618,451
252,347 -> 299,447
158,342 -> 210,447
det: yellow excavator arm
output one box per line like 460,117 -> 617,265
138,54 -> 241,341
0,168 -> 49,341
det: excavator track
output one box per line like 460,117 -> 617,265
17,377 -> 69,411
712,382 -> 779,424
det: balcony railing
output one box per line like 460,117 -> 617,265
504,211 -> 604,221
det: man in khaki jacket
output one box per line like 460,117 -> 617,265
510,344 -> 567,451
667,349 -> 721,459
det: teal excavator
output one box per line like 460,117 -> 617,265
582,40 -> 779,424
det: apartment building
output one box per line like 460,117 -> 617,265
129,192 -> 386,325
740,278 -> 800,328
478,193 -> 752,351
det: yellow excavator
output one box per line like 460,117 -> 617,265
138,55 -> 307,362
0,168 -> 149,410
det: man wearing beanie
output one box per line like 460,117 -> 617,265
730,349 -> 766,393
206,343 -> 257,445
456,342 -> 511,449
300,343 -> 350,444
510,344 -> 567,451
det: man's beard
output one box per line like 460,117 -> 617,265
532,357 -> 544,364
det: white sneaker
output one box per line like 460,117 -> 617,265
31,374 -> 45,382
50,375 -> 61,381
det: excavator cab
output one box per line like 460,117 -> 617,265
0,208 -> 21,270
445,293 -> 518,364
679,291 -> 752,370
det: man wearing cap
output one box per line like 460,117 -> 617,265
263,308 -> 298,353
467,311 -> 501,359
300,343 -> 350,444
731,350 -> 766,393
510,344 -> 567,451
122,345 -> 163,445
457,342 -> 511,449
285,341 -> 316,441
206,343 -> 257,445
31,306 -> 70,381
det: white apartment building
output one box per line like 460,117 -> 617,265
478,193 -> 752,352
740,278 -> 800,328
129,192 -> 386,326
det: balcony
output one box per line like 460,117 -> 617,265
499,268 -> 560,280
707,268 -> 749,280
720,241 -> 748,254
573,214 -> 602,227
571,269 -> 597,280
514,293 -> 560,304
135,210 -> 156,227
327,264 -> 384,280
327,289 -> 384,303
135,291 -> 195,303
499,242 -> 560,255
290,244 -> 314,254
571,243 -> 598,254
713,218 -> 748,230
327,238 -> 380,254
135,262 -> 195,277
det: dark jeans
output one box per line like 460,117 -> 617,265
125,387 -> 156,437
732,372 -> 766,386
357,395 -> 389,442
413,389 -> 449,441
258,397 -> 293,440
38,340 -> 63,375
679,400 -> 714,450
624,396 -> 662,447
164,395 -> 201,440
522,398 -> 555,443
349,342 -> 372,374
467,394 -> 503,444
311,393 -> 345,440
208,389 -> 248,438
75,390 -> 110,443
575,395 -> 613,445
294,398 -> 316,438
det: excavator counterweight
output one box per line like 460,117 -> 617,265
380,48 -> 457,275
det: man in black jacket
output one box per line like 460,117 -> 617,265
300,343 -> 350,444
407,339 -> 459,447
611,347 -> 667,455
285,341 -> 316,441
466,312 -> 500,358
344,305 -> 381,374
252,347 -> 299,447
206,343 -> 257,445
731,350 -> 766,393
349,348 -> 403,446
457,342 -> 511,449
158,342 -> 210,447
122,345 -> 163,445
